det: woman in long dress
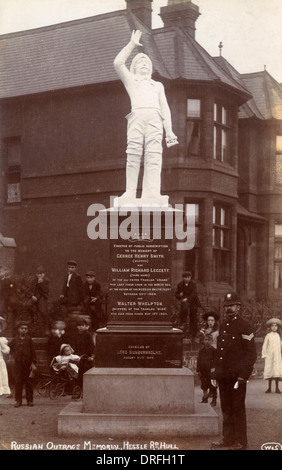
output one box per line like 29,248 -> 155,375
0,316 -> 11,396
262,318 -> 282,393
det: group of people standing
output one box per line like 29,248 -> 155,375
0,260 -> 104,336
0,315 -> 95,408
1,262 -> 281,450
58,260 -> 103,332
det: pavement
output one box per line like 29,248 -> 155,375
0,378 -> 281,451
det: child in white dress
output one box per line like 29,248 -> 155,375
51,344 -> 80,379
262,318 -> 282,393
0,316 -> 11,396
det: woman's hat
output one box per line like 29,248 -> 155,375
202,310 -> 220,321
0,316 -> 7,331
266,318 -> 282,327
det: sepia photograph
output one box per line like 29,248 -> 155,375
0,0 -> 281,456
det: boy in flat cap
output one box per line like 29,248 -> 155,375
175,271 -> 200,340
60,260 -> 83,311
83,270 -> 102,332
9,321 -> 37,407
71,319 -> 95,388
29,266 -> 50,332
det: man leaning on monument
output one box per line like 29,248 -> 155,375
175,271 -> 200,341
211,291 -> 257,450
113,30 -> 178,206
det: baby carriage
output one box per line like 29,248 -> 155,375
47,355 -> 83,400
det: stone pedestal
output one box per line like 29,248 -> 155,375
58,368 -> 219,437
95,205 -> 183,367
58,204 -> 219,438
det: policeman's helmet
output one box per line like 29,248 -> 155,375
223,291 -> 241,306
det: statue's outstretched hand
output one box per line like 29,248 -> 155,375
166,132 -> 178,148
130,30 -> 143,47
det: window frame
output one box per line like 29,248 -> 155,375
212,203 -> 231,282
275,135 -> 282,185
4,136 -> 21,206
186,98 -> 202,157
274,223 -> 282,289
184,200 -> 202,281
213,103 -> 231,163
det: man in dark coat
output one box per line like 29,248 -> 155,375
82,270 -> 102,332
175,271 -> 201,340
9,321 -> 37,407
211,291 -> 257,450
29,266 -> 50,331
59,260 -> 83,311
71,318 -> 95,388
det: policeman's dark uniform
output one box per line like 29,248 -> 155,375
212,292 -> 257,448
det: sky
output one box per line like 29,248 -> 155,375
0,0 -> 281,82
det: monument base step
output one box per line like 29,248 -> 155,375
58,368 -> 219,438
58,400 -> 219,438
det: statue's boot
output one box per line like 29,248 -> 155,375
141,153 -> 168,206
117,155 -> 141,206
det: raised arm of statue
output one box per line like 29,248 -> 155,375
114,31 -> 142,70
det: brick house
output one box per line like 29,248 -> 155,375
0,0 -> 281,306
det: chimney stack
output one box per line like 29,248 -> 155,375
126,0 -> 153,29
159,0 -> 200,39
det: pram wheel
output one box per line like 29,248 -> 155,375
49,382 -> 65,399
37,376 -> 52,395
72,384 -> 82,401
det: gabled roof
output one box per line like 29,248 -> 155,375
154,26 -> 251,100
0,9 -> 251,100
214,56 -> 264,119
240,71 -> 282,120
0,11 -> 132,98
214,57 -> 282,121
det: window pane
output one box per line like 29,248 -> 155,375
187,121 -> 200,156
214,103 -> 217,121
275,243 -> 282,259
276,155 -> 282,184
7,183 -> 21,203
276,135 -> 282,153
220,208 -> 226,226
213,127 -> 217,159
213,206 -> 216,224
275,224 -> 282,237
274,263 -> 282,289
220,229 -> 229,248
187,99 -> 201,118
222,107 -> 227,125
220,230 -> 224,248
221,129 -> 227,161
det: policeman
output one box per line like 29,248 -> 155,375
211,292 -> 257,450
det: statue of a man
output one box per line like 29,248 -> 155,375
113,30 -> 178,205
